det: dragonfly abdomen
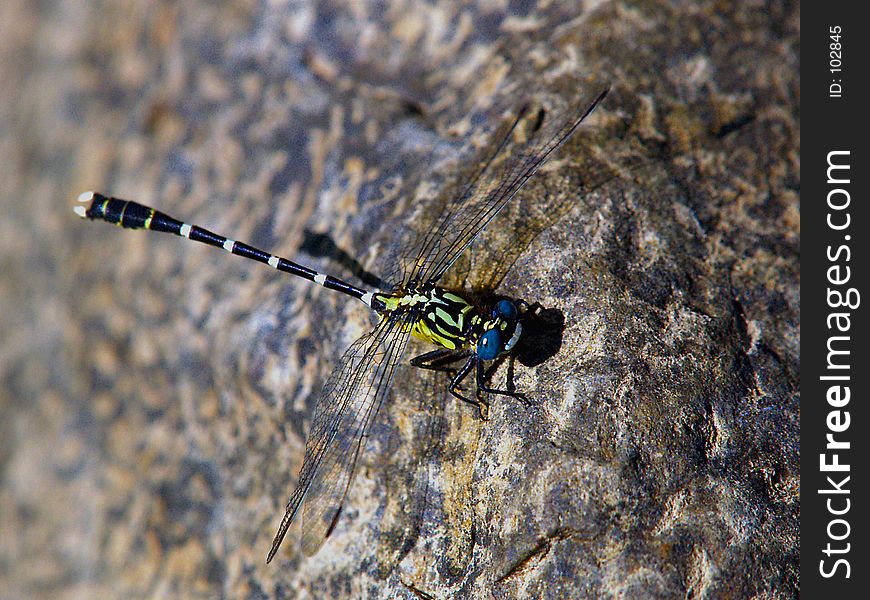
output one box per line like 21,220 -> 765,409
75,192 -> 375,306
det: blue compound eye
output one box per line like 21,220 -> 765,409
477,329 -> 502,360
495,299 -> 518,321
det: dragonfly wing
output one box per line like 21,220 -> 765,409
406,88 -> 608,286
267,312 -> 413,562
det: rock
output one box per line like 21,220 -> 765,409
0,0 -> 798,597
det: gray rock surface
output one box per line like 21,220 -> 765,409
0,0 -> 798,597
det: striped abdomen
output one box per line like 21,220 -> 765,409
75,192 -> 375,306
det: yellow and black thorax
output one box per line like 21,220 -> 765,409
374,284 -> 522,359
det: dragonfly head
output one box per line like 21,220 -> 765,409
476,299 -> 522,361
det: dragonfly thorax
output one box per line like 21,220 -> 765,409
375,285 -> 522,358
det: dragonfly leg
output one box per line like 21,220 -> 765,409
476,358 -> 531,406
410,348 -> 467,376
449,357 -> 490,420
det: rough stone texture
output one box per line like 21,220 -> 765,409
0,0 -> 798,598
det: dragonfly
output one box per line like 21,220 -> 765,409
74,87 -> 608,562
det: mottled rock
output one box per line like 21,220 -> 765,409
0,0 -> 798,598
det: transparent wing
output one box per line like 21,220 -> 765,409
405,88 -> 608,286
463,152 -> 629,293
371,356 -> 448,570
266,311 -> 414,562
